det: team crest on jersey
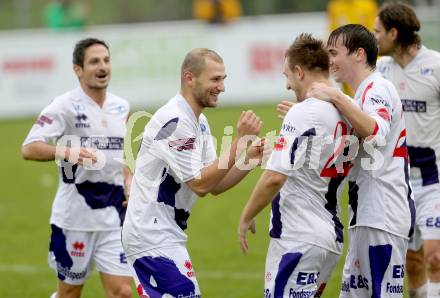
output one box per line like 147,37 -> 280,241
36,115 -> 53,127
421,68 -> 434,76
168,138 -> 196,151
265,272 -> 272,282
75,113 -> 90,128
184,260 -> 195,278
70,241 -> 85,257
274,136 -> 287,151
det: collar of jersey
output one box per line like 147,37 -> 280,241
175,93 -> 199,123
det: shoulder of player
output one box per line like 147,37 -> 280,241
286,98 -> 335,127
377,56 -> 393,66
105,92 -> 129,107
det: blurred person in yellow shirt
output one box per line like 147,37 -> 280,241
327,0 -> 377,96
193,0 -> 242,24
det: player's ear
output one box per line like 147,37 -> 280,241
388,27 -> 398,42
294,65 -> 304,80
183,70 -> 194,86
73,64 -> 82,77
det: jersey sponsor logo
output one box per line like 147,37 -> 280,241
426,217 -> 440,228
387,265 -> 404,293
401,99 -> 427,113
296,272 -> 319,285
80,136 -> 124,150
75,113 -> 91,128
70,241 -> 85,257
376,107 -> 391,121
184,260 -> 195,278
369,97 -> 391,109
36,115 -> 53,127
56,263 -> 87,280
288,288 -> 316,298
274,136 -> 287,151
264,288 -> 271,298
282,122 -> 296,133
120,252 -> 127,264
168,137 -> 196,151
341,274 -> 369,292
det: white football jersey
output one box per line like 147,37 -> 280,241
122,94 -> 217,256
377,46 -> 440,187
23,87 -> 130,231
348,72 -> 415,239
265,98 -> 351,254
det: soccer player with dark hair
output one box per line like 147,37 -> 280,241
375,3 -> 440,297
122,48 -> 264,297
22,38 -> 133,298
239,33 -> 351,298
307,24 -> 414,298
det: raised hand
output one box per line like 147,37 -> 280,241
276,100 -> 294,120
237,110 -> 262,137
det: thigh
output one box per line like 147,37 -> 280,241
264,239 -> 338,298
94,229 -> 131,277
340,227 -> 407,298
48,225 -> 94,285
127,245 -> 201,298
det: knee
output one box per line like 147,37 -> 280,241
425,250 -> 440,273
114,284 -> 132,298
407,251 -> 425,275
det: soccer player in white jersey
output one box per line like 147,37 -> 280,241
305,24 -> 415,298
374,3 -> 440,297
238,33 -> 352,298
121,48 -> 264,297
21,38 -> 133,298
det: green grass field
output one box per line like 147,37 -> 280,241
0,103 -> 408,297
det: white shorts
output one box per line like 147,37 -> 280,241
264,238 -> 341,298
126,244 -> 201,298
408,182 -> 440,251
340,227 -> 408,298
48,224 -> 131,285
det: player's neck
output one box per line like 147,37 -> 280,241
349,66 -> 373,94
180,90 -> 203,119
303,77 -> 331,101
81,84 -> 106,108
392,44 -> 420,69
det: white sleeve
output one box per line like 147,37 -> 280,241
23,99 -> 66,146
266,107 -> 316,176
361,83 -> 393,140
145,116 -> 204,183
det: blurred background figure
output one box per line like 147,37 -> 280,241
193,0 -> 242,24
327,0 -> 377,96
44,0 -> 88,30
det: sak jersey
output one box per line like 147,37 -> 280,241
23,87 -> 130,231
377,46 -> 440,187
348,72 -> 415,239
122,94 -> 217,256
265,98 -> 351,254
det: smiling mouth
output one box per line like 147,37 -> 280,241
96,73 -> 108,80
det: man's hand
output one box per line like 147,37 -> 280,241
306,82 -> 340,102
238,218 -> 256,254
276,100 -> 294,120
237,110 -> 262,137
56,147 -> 98,166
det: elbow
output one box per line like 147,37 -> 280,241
267,173 -> 286,189
21,145 -> 31,160
194,189 -> 210,198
